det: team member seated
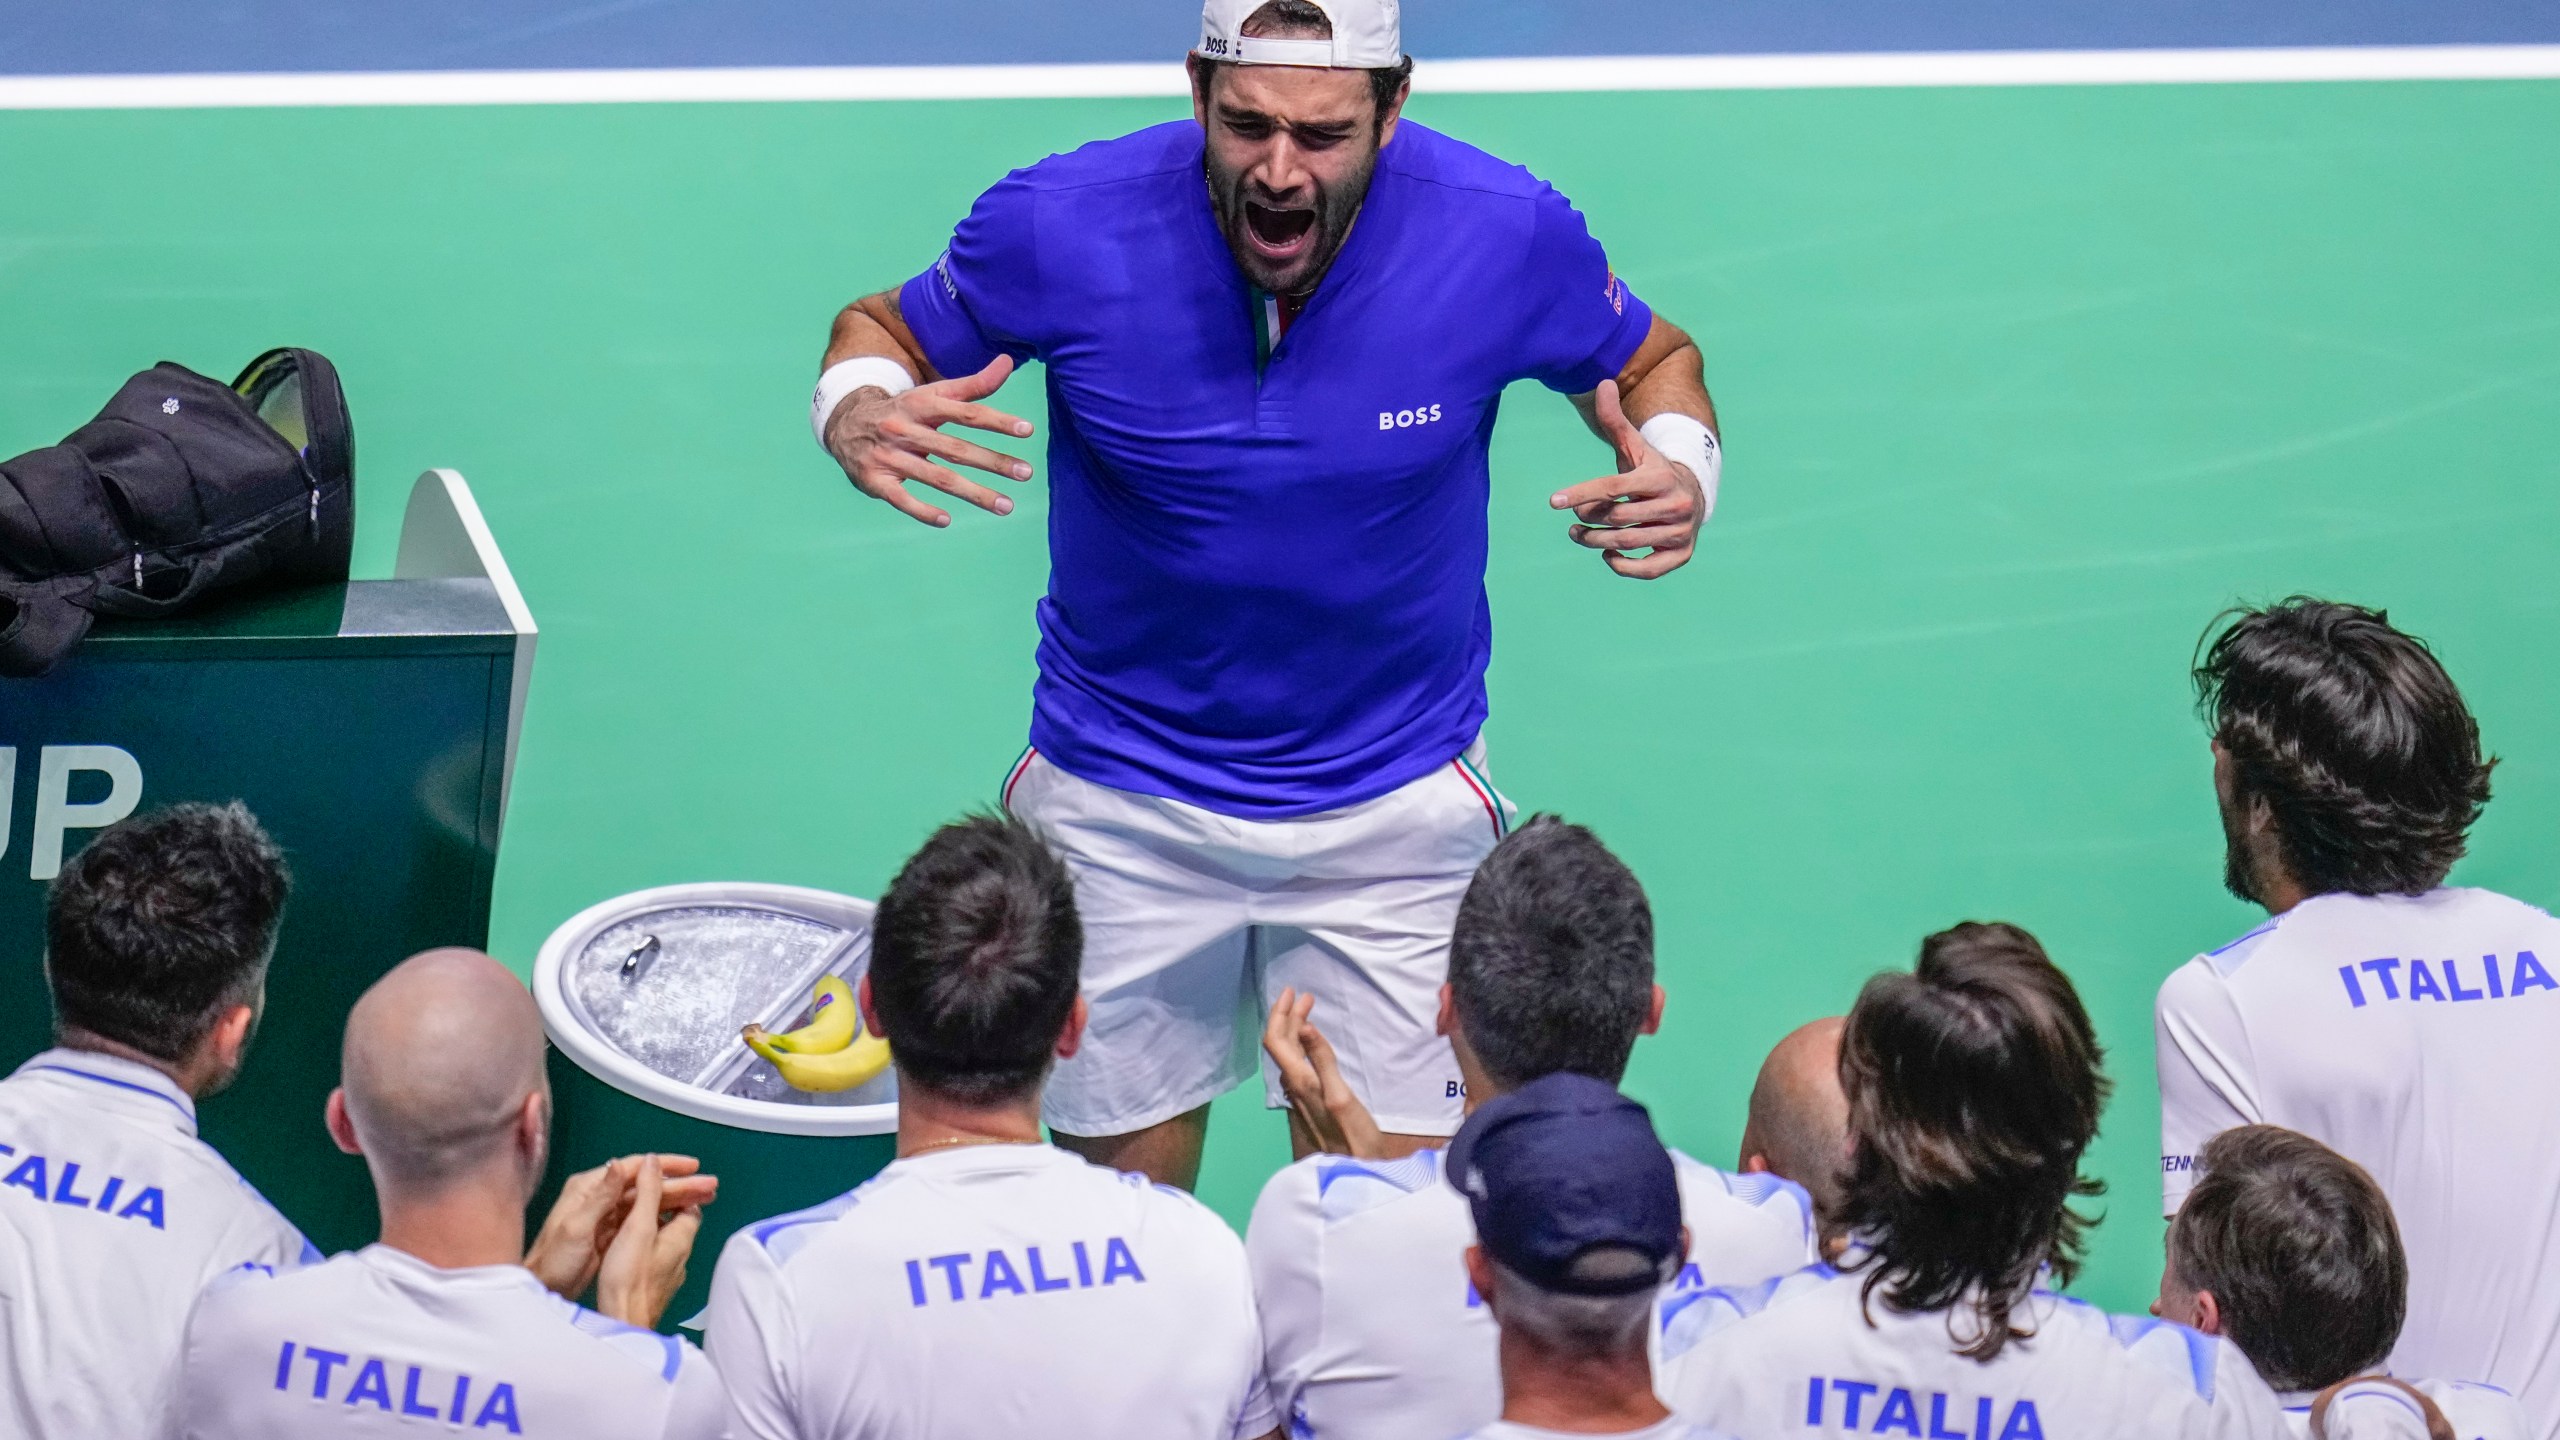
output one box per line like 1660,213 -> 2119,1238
0,803 -> 317,1439
2158,1125 -> 2528,1440
1660,922 -> 2288,1439
1450,1073 -> 1737,1440
165,948 -> 724,1439
2159,599 -> 2560,1437
1737,1016 -> 1849,1249
702,815 -> 1277,1440
1250,816 -> 1819,1440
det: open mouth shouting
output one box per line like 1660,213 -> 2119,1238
1243,199 -> 1319,264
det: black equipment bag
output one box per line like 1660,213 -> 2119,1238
0,348 -> 354,677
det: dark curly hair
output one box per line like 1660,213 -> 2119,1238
47,802 -> 291,1061
2195,599 -> 2493,898
1835,922 -> 2109,1362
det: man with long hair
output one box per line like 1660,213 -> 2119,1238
805,0 -> 1721,1190
2160,598 -> 2560,1436
1661,922 -> 2286,1438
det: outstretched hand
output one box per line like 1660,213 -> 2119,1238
1551,379 -> 1706,580
824,354 -> 1037,527
1263,989 -> 1387,1160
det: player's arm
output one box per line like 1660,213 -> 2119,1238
826,287 -> 938,381
815,287 -> 1038,529
1603,313 -> 1716,437
1554,313 -> 1719,580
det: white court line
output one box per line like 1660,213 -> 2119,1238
2,46 -> 2558,110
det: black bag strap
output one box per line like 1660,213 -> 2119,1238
233,347 -> 353,495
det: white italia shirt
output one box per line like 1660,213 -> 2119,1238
1247,1146 -> 1817,1440
0,1048 -> 317,1440
702,1143 -> 1275,1440
165,1244 -> 726,1438
2277,1378 -> 2529,1440
2157,888 -> 2560,1436
1657,1265 -> 2290,1439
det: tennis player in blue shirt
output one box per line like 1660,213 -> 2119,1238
808,0 -> 1721,1189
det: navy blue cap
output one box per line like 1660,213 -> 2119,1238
1446,1072 -> 1683,1296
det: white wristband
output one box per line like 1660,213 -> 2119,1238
1639,412 -> 1721,524
811,357 -> 918,448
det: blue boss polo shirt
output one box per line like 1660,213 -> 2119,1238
900,120 -> 1652,819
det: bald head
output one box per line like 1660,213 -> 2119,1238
1739,1016 -> 1849,1223
339,948 -> 548,1193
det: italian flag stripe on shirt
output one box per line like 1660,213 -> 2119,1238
1252,288 -> 1308,373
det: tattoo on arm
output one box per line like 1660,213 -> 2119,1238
826,287 -> 939,381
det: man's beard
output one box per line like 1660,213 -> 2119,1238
2218,791 -> 2262,906
1206,146 -> 1377,296
198,1004 -> 262,1098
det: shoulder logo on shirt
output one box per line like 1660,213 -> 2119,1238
0,1143 -> 166,1227
2336,950 -> 2557,1008
1378,404 -> 1444,431
1605,267 -> 1626,316
1804,1377 -> 2044,1439
902,1237 -> 1144,1306
270,1341 -> 522,1433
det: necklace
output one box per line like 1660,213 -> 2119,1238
906,1134 -> 1036,1154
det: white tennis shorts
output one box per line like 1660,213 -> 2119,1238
1003,738 -> 1516,1139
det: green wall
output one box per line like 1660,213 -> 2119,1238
3,79 -> 2554,1313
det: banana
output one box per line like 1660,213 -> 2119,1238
744,1024 -> 892,1093
742,983 -> 890,1086
762,976 -> 858,1054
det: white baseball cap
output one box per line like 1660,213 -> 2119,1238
1196,0 -> 1402,69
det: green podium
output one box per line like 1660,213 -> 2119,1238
0,470 -> 536,1255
